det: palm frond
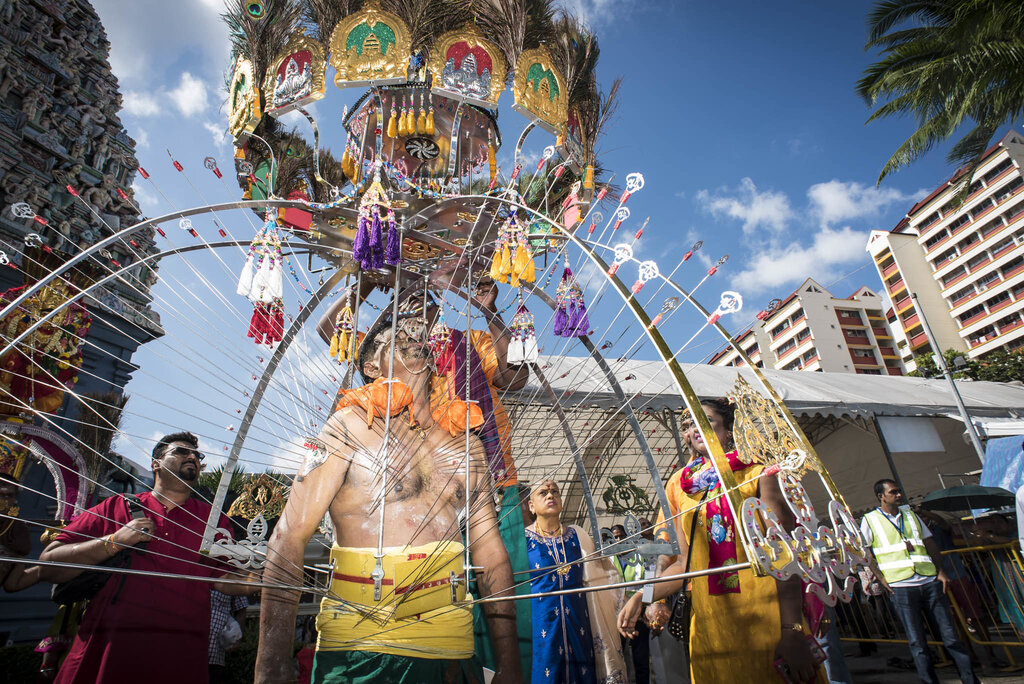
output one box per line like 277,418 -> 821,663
300,0 -> 363,47
75,391 -> 129,491
861,0 -> 1024,198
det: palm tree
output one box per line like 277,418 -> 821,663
857,0 -> 1024,199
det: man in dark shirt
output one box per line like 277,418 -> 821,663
40,431 -> 252,684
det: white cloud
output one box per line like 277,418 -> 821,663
558,0 -> 632,26
807,180 -> 926,227
131,180 -> 159,212
92,0 -> 229,89
168,72 -> 209,118
696,177 -> 793,234
203,121 -> 230,149
132,127 -> 149,149
730,226 -> 868,291
122,90 -> 160,117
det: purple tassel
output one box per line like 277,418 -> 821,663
369,212 -> 384,269
353,216 -> 369,265
553,305 -> 568,336
384,219 -> 401,265
572,303 -> 590,336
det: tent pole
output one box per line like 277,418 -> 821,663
872,416 -> 907,495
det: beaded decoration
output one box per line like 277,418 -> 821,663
237,214 -> 285,344
329,290 -> 355,363
507,303 -> 538,364
553,264 -> 589,338
488,211 -> 535,287
354,179 -> 401,270
428,307 -> 455,377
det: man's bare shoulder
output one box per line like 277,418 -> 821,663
319,407 -> 377,449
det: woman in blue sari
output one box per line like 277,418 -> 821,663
526,480 -> 626,684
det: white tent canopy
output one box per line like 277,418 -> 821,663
506,357 -> 1024,518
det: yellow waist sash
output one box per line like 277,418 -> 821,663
316,542 -> 473,659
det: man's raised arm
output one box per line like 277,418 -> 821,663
255,413 -> 352,684
466,443 -> 521,684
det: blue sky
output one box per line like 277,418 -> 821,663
87,0 -> 1015,467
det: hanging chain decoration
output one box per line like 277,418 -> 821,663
553,258 -> 589,338
329,288 -> 355,363
354,178 -> 400,270
236,214 -> 285,345
507,303 -> 539,365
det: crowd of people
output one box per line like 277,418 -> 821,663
0,283 -> 1018,684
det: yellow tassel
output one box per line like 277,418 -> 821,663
489,248 -> 504,281
521,250 -> 535,283
397,109 -> 407,137
488,143 -> 496,183
499,244 -> 512,279
329,333 -> 339,359
510,258 -> 521,288
426,110 -> 434,135
405,110 -> 415,136
387,110 -> 397,138
338,331 -> 351,362
417,110 -> 426,134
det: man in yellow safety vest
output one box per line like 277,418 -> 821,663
860,479 -> 979,684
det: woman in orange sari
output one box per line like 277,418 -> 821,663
617,398 -> 821,683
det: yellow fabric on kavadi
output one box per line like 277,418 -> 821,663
658,461 -> 821,682
316,542 -> 474,660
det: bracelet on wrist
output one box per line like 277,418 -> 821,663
781,622 -> 803,634
103,534 -> 118,555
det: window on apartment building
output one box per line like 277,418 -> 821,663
853,349 -> 877,362
998,176 -> 1024,201
925,229 -> 950,249
997,312 -> 1022,329
1002,256 -> 1024,276
923,211 -> 941,226
958,303 -> 986,324
990,236 -> 1014,255
791,308 -> 805,321
983,158 -> 1013,184
859,369 -> 883,375
970,325 -> 996,346
777,339 -> 796,355
987,290 -> 1011,309
744,344 -> 757,356
846,328 -> 868,338
966,252 -> 989,270
969,180 -> 984,196
801,349 -> 818,363
961,232 -> 981,250
771,323 -> 787,337
950,285 -> 976,305
932,247 -> 958,265
947,214 -> 970,233
977,271 -> 1000,290
980,215 -> 1007,238
782,360 -> 801,371
796,329 -> 811,342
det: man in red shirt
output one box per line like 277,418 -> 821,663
40,431 -> 252,684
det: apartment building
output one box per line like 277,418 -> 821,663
709,278 -> 904,375
866,131 -> 1024,371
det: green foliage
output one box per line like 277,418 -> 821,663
858,0 -> 1024,200
909,347 -> 1024,383
198,464 -> 248,494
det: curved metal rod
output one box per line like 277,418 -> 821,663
446,101 -> 465,179
202,265 -> 348,551
0,238 -> 266,361
0,199 -> 306,325
513,122 -> 537,173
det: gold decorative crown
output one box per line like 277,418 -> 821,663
227,473 -> 286,520
728,375 -> 820,476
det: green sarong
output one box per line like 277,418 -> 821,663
472,486 -> 532,682
312,649 -> 484,684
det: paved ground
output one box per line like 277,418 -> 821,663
844,642 -> 1024,683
